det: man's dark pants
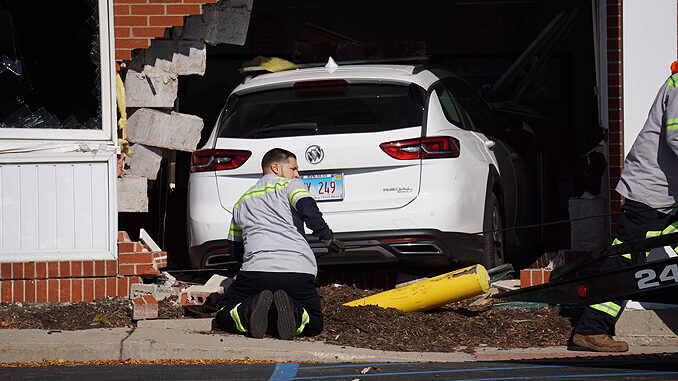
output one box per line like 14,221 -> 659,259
575,199 -> 674,335
215,271 -> 323,336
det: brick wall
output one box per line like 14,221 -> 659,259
0,232 -> 166,303
113,0 -> 218,61
607,0 -> 622,236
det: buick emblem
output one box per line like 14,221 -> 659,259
305,145 -> 324,164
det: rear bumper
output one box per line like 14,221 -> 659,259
189,229 -> 484,270
310,229 -> 484,268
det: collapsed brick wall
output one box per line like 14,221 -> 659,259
0,232 -> 166,303
113,0 -> 218,61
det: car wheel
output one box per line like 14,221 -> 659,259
481,192 -> 505,269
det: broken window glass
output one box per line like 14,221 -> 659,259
0,0 -> 102,130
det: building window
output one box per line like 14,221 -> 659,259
0,0 -> 101,130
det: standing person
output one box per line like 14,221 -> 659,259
215,148 -> 344,340
572,63 -> 678,352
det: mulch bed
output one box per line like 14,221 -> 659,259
0,284 -> 578,352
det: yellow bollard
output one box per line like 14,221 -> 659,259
343,264 -> 489,312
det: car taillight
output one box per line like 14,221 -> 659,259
190,149 -> 252,172
380,136 -> 460,160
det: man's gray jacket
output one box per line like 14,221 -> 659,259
616,73 -> 678,213
227,174 -> 333,276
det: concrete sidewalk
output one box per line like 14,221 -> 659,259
0,317 -> 676,364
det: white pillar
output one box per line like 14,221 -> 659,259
622,0 -> 676,156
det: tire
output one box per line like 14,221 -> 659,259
481,192 -> 505,270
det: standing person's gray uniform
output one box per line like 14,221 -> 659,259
215,148 -> 344,340
572,66 -> 678,352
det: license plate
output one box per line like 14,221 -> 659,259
301,173 -> 344,201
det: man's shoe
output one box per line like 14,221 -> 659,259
572,333 -> 629,352
249,290 -> 273,339
273,290 -> 297,340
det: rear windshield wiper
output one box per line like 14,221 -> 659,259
246,122 -> 318,137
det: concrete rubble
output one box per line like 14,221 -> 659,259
124,144 -> 164,180
177,0 -> 254,46
129,40 -> 207,76
124,69 -> 178,108
117,176 -> 148,213
126,108 -> 203,152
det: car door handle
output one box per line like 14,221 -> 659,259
484,140 -> 495,150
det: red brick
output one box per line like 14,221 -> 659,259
149,0 -> 180,2
116,49 -> 132,61
0,263 -> 11,280
606,38 -> 621,51
117,38 -> 150,49
149,15 -> 184,26
520,270 -> 531,288
184,0 -> 218,2
70,261 -> 82,277
12,280 -> 23,302
132,26 -> 166,37
134,242 -> 147,252
166,4 -> 201,15
106,261 -> 117,276
118,231 -> 131,243
133,295 -> 158,320
48,261 -> 59,278
84,279 -> 95,302
35,262 -> 47,278
36,280 -> 47,303
543,270 -> 551,283
136,264 -> 161,275
118,242 -> 136,253
106,278 -> 117,298
93,260 -> 105,277
531,269 -> 543,286
24,262 -> 35,279
607,15 -> 620,28
60,261 -> 71,278
48,279 -> 59,302
608,74 -> 621,87
115,15 -> 148,27
12,263 -> 23,279
95,278 -> 106,300
72,279 -> 83,303
119,252 -> 154,264
113,4 -> 130,15
131,4 -> 165,15
25,280 -> 36,303
118,264 -> 136,276
607,51 -> 621,62
83,261 -> 94,277
114,0 -> 147,3
115,27 -> 131,38
59,279 -> 71,303
1,281 -> 11,302
118,277 -> 129,297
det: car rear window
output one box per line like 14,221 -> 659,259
217,83 -> 424,139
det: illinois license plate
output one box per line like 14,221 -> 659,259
301,173 -> 344,201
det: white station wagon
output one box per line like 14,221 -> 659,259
187,61 -> 536,271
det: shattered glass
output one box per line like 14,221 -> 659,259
0,0 -> 102,130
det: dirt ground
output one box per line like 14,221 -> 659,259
0,285 -> 577,352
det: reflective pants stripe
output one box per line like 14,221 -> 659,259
590,301 -> 621,317
229,303 -> 248,333
296,309 -> 310,335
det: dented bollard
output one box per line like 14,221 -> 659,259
344,265 -> 489,312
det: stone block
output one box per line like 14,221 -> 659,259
177,0 -> 253,46
117,177 -> 148,213
132,295 -> 158,320
124,69 -> 178,108
130,283 -> 177,301
129,40 -> 206,76
125,144 -> 164,180
126,108 -> 203,152
616,309 -> 678,345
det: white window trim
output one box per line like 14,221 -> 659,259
0,0 -> 117,143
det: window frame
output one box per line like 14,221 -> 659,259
0,0 -> 116,143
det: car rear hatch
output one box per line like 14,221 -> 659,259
210,80 -> 427,213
